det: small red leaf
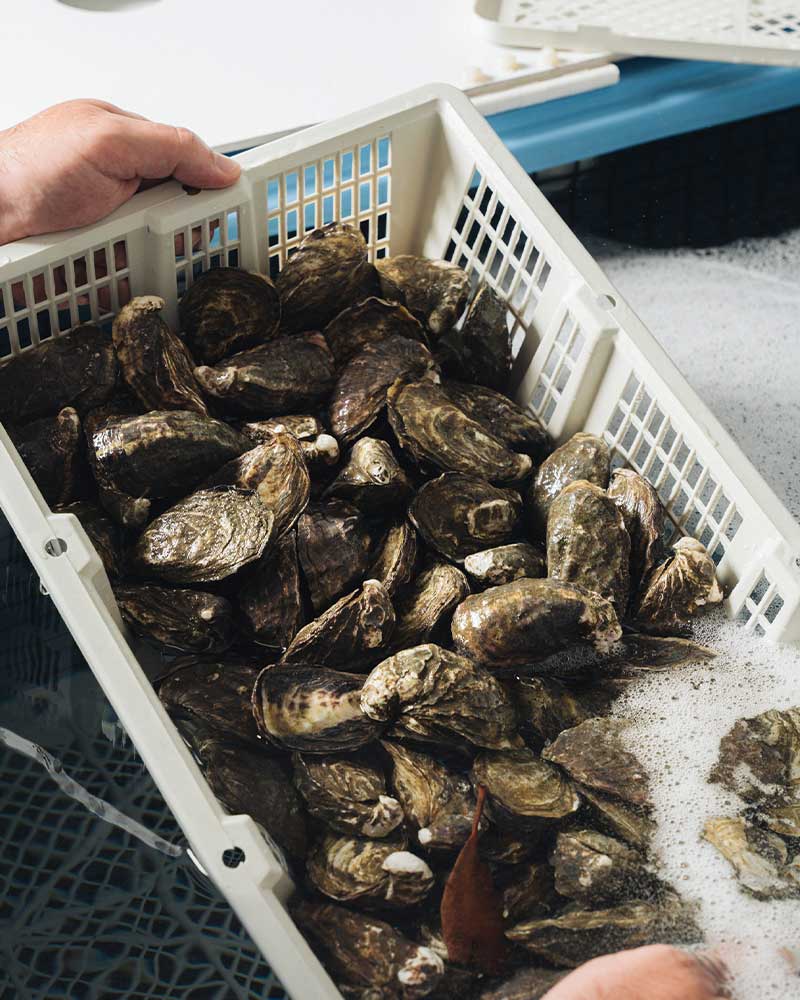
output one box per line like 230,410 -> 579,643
440,785 -> 508,974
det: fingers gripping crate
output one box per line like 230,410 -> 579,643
1,86 -> 799,998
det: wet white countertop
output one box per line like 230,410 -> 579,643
590,231 -> 800,525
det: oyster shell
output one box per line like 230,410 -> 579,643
189,727 -> 308,860
409,474 -> 523,563
542,718 -> 651,808
499,863 -> 560,925
324,296 -> 426,366
392,559 -> 470,649
703,816 -> 800,900
376,256 -> 470,336
546,480 -> 631,614
528,432 -> 610,536
237,531 -> 304,649
112,296 -> 207,415
178,267 -> 281,364
308,833 -> 435,910
204,431 -> 310,536
443,382 -> 551,462
388,380 -> 532,486
277,222 -> 376,333
10,406 -> 83,506
551,829 -> 655,905
157,658 -> 261,742
326,438 -> 412,511
506,898 -> 696,968
242,415 -> 340,476
291,899 -> 445,999
472,748 -> 581,830
56,501 -> 122,578
281,580 -> 395,671
507,676 -> 589,749
382,741 -> 477,851
194,333 -> 336,416
134,487 -> 273,584
579,785 -> 656,852
293,752 -> 404,838
464,543 -> 545,590
608,468 -> 666,597
329,335 -> 439,444
457,283 -> 511,391
83,394 -> 151,528
634,537 -> 723,632
605,633 -> 716,675
710,707 -> 800,837
115,583 -> 232,653
477,967 -> 566,1000
451,578 -> 622,670
360,644 -> 519,750
253,664 -> 383,753
0,322 -> 117,423
370,520 -> 420,597
90,410 -> 247,500
296,500 -> 379,612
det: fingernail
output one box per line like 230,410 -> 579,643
214,151 -> 240,177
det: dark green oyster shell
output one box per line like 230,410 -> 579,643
115,582 -> 232,653
134,487 -> 273,584
0,323 -> 117,423
409,473 -> 523,563
10,406 -> 84,506
388,379 -> 532,486
329,334 -> 439,444
178,267 -> 281,364
546,480 -> 631,615
194,333 -> 336,416
277,223 -> 377,333
90,409 -> 247,500
112,296 -> 207,415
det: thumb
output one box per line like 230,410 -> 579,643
116,117 -> 241,189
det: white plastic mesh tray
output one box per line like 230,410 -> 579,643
1,84 -> 799,998
474,0 -> 800,65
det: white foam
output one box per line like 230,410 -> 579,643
607,607 -> 799,999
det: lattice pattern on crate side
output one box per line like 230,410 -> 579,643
604,371 -> 746,567
265,136 -> 391,281
444,167 -> 587,431
736,570 -> 786,636
0,241 -> 131,360
504,0 -> 800,48
173,209 -> 242,300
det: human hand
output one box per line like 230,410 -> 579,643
542,945 -> 730,1000
0,99 -> 240,245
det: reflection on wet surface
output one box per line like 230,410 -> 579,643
0,513 -> 288,999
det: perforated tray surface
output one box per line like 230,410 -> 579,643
0,516 -> 286,1000
474,0 -> 800,65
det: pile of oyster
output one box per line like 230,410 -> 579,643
704,707 -> 800,901
0,222 -> 726,999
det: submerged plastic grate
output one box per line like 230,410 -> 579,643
265,136 -> 392,280
604,371 -> 744,565
0,241 -> 131,359
0,515 -> 288,1000
736,570 -> 786,636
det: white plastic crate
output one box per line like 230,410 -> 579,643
1,84 -> 799,999
474,0 -> 800,66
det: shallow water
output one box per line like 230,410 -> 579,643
611,608 -> 799,999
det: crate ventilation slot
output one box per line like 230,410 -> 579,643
264,136 -> 392,281
737,571 -> 786,635
0,241 -> 131,359
604,371 -> 745,564
174,210 -> 243,300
